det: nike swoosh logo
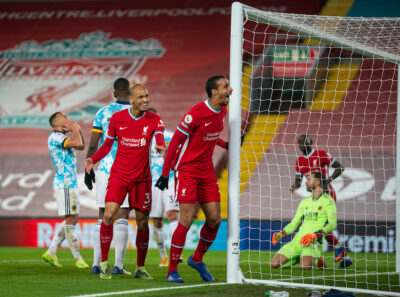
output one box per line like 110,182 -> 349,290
205,122 -> 212,126
120,127 -> 127,130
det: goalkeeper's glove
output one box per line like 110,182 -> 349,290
84,169 -> 95,190
272,231 -> 286,246
300,230 -> 324,247
155,176 -> 169,191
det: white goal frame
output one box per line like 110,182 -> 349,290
227,2 -> 400,296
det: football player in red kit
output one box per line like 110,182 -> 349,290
85,83 -> 166,280
156,75 -> 231,283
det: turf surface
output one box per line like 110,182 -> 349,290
0,247 -> 398,297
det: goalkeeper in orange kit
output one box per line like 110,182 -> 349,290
270,171 -> 337,270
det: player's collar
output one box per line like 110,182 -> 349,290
116,100 -> 131,105
53,130 -> 65,134
305,149 -> 315,158
128,108 -> 146,120
205,100 -> 221,114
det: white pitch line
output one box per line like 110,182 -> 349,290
68,283 -> 228,297
278,270 -> 399,281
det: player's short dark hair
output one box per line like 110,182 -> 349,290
206,75 -> 225,98
311,171 -> 325,188
298,134 -> 313,145
49,111 -> 61,128
113,77 -> 131,95
147,107 -> 157,113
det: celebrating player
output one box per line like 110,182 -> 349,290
42,112 -> 89,269
85,83 -> 166,280
271,171 -> 336,270
148,107 -> 180,267
155,75 -> 231,283
290,134 -> 352,268
84,78 -> 132,275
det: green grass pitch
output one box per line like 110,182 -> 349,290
0,247 -> 398,297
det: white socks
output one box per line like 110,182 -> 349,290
114,219 -> 129,269
48,221 -> 66,255
153,226 -> 167,259
169,220 -> 179,238
93,219 -> 101,267
64,224 -> 81,260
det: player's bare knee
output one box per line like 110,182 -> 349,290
270,262 -> 280,269
102,212 -> 115,225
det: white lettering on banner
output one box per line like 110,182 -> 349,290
0,191 -> 35,210
295,167 -> 375,201
381,176 -> 396,200
0,7 -> 286,20
323,229 -> 395,254
1,170 -> 52,188
4,65 -> 125,77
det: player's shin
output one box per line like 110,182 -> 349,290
136,227 -> 149,267
100,222 -> 114,262
153,226 -> 167,259
48,221 -> 66,255
93,220 -> 102,268
64,224 -> 81,259
114,219 -> 129,268
169,222 -> 189,274
192,223 -> 219,263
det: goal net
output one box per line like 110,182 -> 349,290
227,3 -> 400,296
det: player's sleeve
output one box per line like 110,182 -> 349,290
52,133 -> 70,148
283,200 -> 304,235
161,129 -> 187,177
322,196 -> 337,234
92,109 -> 103,134
321,150 -> 335,167
176,111 -> 197,136
154,116 -> 165,146
106,113 -> 117,140
295,158 -> 302,176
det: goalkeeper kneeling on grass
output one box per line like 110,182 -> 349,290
270,171 -> 337,270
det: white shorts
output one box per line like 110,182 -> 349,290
149,181 -> 178,218
96,170 -> 129,208
53,187 -> 80,216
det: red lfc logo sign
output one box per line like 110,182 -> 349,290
0,31 -> 165,128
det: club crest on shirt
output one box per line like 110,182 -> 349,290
184,114 -> 192,124
142,126 -> 149,135
0,31 -> 165,129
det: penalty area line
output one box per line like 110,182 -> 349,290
68,282 -> 228,297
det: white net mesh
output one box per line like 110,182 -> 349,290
236,7 -> 400,295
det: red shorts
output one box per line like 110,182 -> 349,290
105,174 -> 151,211
175,167 -> 220,204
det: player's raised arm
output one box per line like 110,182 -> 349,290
63,118 -> 84,150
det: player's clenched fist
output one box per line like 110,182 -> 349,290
272,231 -> 286,246
155,176 -> 169,190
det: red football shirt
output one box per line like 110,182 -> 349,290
172,100 -> 227,171
106,109 -> 164,181
295,149 -> 334,178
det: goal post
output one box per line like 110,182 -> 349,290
228,2 -> 400,296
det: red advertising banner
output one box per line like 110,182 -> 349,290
0,0 -> 324,219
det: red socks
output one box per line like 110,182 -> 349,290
192,223 -> 219,263
136,228 -> 149,267
100,222 -> 113,262
168,222 -> 189,274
